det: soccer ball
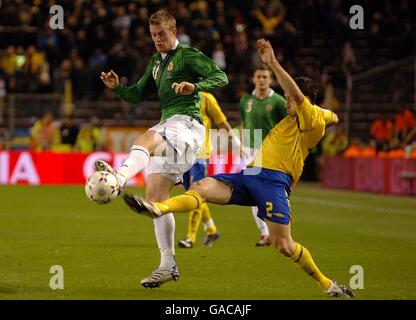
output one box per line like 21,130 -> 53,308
85,171 -> 119,204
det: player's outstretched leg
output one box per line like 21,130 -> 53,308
122,193 -> 163,218
288,242 -> 354,298
96,132 -> 155,194
123,189 -> 203,217
267,221 -> 355,298
95,160 -> 127,193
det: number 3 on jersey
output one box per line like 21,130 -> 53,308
246,99 -> 253,113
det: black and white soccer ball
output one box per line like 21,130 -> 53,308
85,171 -> 119,204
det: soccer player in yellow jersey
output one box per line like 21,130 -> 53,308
122,39 -> 354,297
239,66 -> 287,246
178,91 -> 237,249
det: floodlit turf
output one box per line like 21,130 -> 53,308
0,183 -> 415,300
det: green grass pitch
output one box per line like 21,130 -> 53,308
1,183 -> 415,300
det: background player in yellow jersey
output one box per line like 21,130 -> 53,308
123,39 -> 354,297
239,66 -> 287,246
178,91 -> 237,249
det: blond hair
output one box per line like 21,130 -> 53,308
149,10 -> 176,29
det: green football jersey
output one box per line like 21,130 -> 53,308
113,42 -> 228,123
239,89 -> 287,148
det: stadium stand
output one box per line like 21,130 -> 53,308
0,0 -> 415,149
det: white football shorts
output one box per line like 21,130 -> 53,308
147,114 -> 205,184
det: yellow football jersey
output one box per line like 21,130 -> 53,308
252,98 -> 336,186
197,92 -> 227,159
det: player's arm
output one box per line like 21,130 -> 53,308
185,49 -> 229,93
324,110 -> 339,128
257,39 -> 304,107
257,39 -> 336,130
298,97 -> 338,131
101,62 -> 156,104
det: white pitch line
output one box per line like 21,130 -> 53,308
294,196 -> 416,217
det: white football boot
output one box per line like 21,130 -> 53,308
178,237 -> 194,249
140,264 -> 180,288
95,160 -> 126,194
326,280 -> 355,298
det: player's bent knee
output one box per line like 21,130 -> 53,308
189,179 -> 208,196
275,240 -> 293,257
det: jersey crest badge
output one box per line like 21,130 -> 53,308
266,104 -> 273,111
167,62 -> 174,71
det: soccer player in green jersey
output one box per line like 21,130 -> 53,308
99,10 -> 228,288
239,66 -> 287,246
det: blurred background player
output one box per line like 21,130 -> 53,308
123,39 -> 354,298
56,115 -> 79,152
75,116 -> 103,153
30,111 -> 60,151
178,91 -> 238,249
239,65 -> 286,246
99,10 -> 228,288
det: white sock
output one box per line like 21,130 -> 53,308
251,206 -> 269,237
203,219 -> 215,231
160,249 -> 175,270
118,145 -> 150,184
153,213 -> 176,269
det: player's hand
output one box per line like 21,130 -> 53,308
257,39 -> 277,65
100,70 -> 119,89
171,82 -> 195,95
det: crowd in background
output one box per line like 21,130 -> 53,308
0,0 -> 416,159
322,103 -> 416,159
30,112 -> 104,152
0,111 -> 104,152
1,0 -> 415,102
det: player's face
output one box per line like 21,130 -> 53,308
150,23 -> 177,53
285,95 -> 297,116
252,70 -> 272,91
